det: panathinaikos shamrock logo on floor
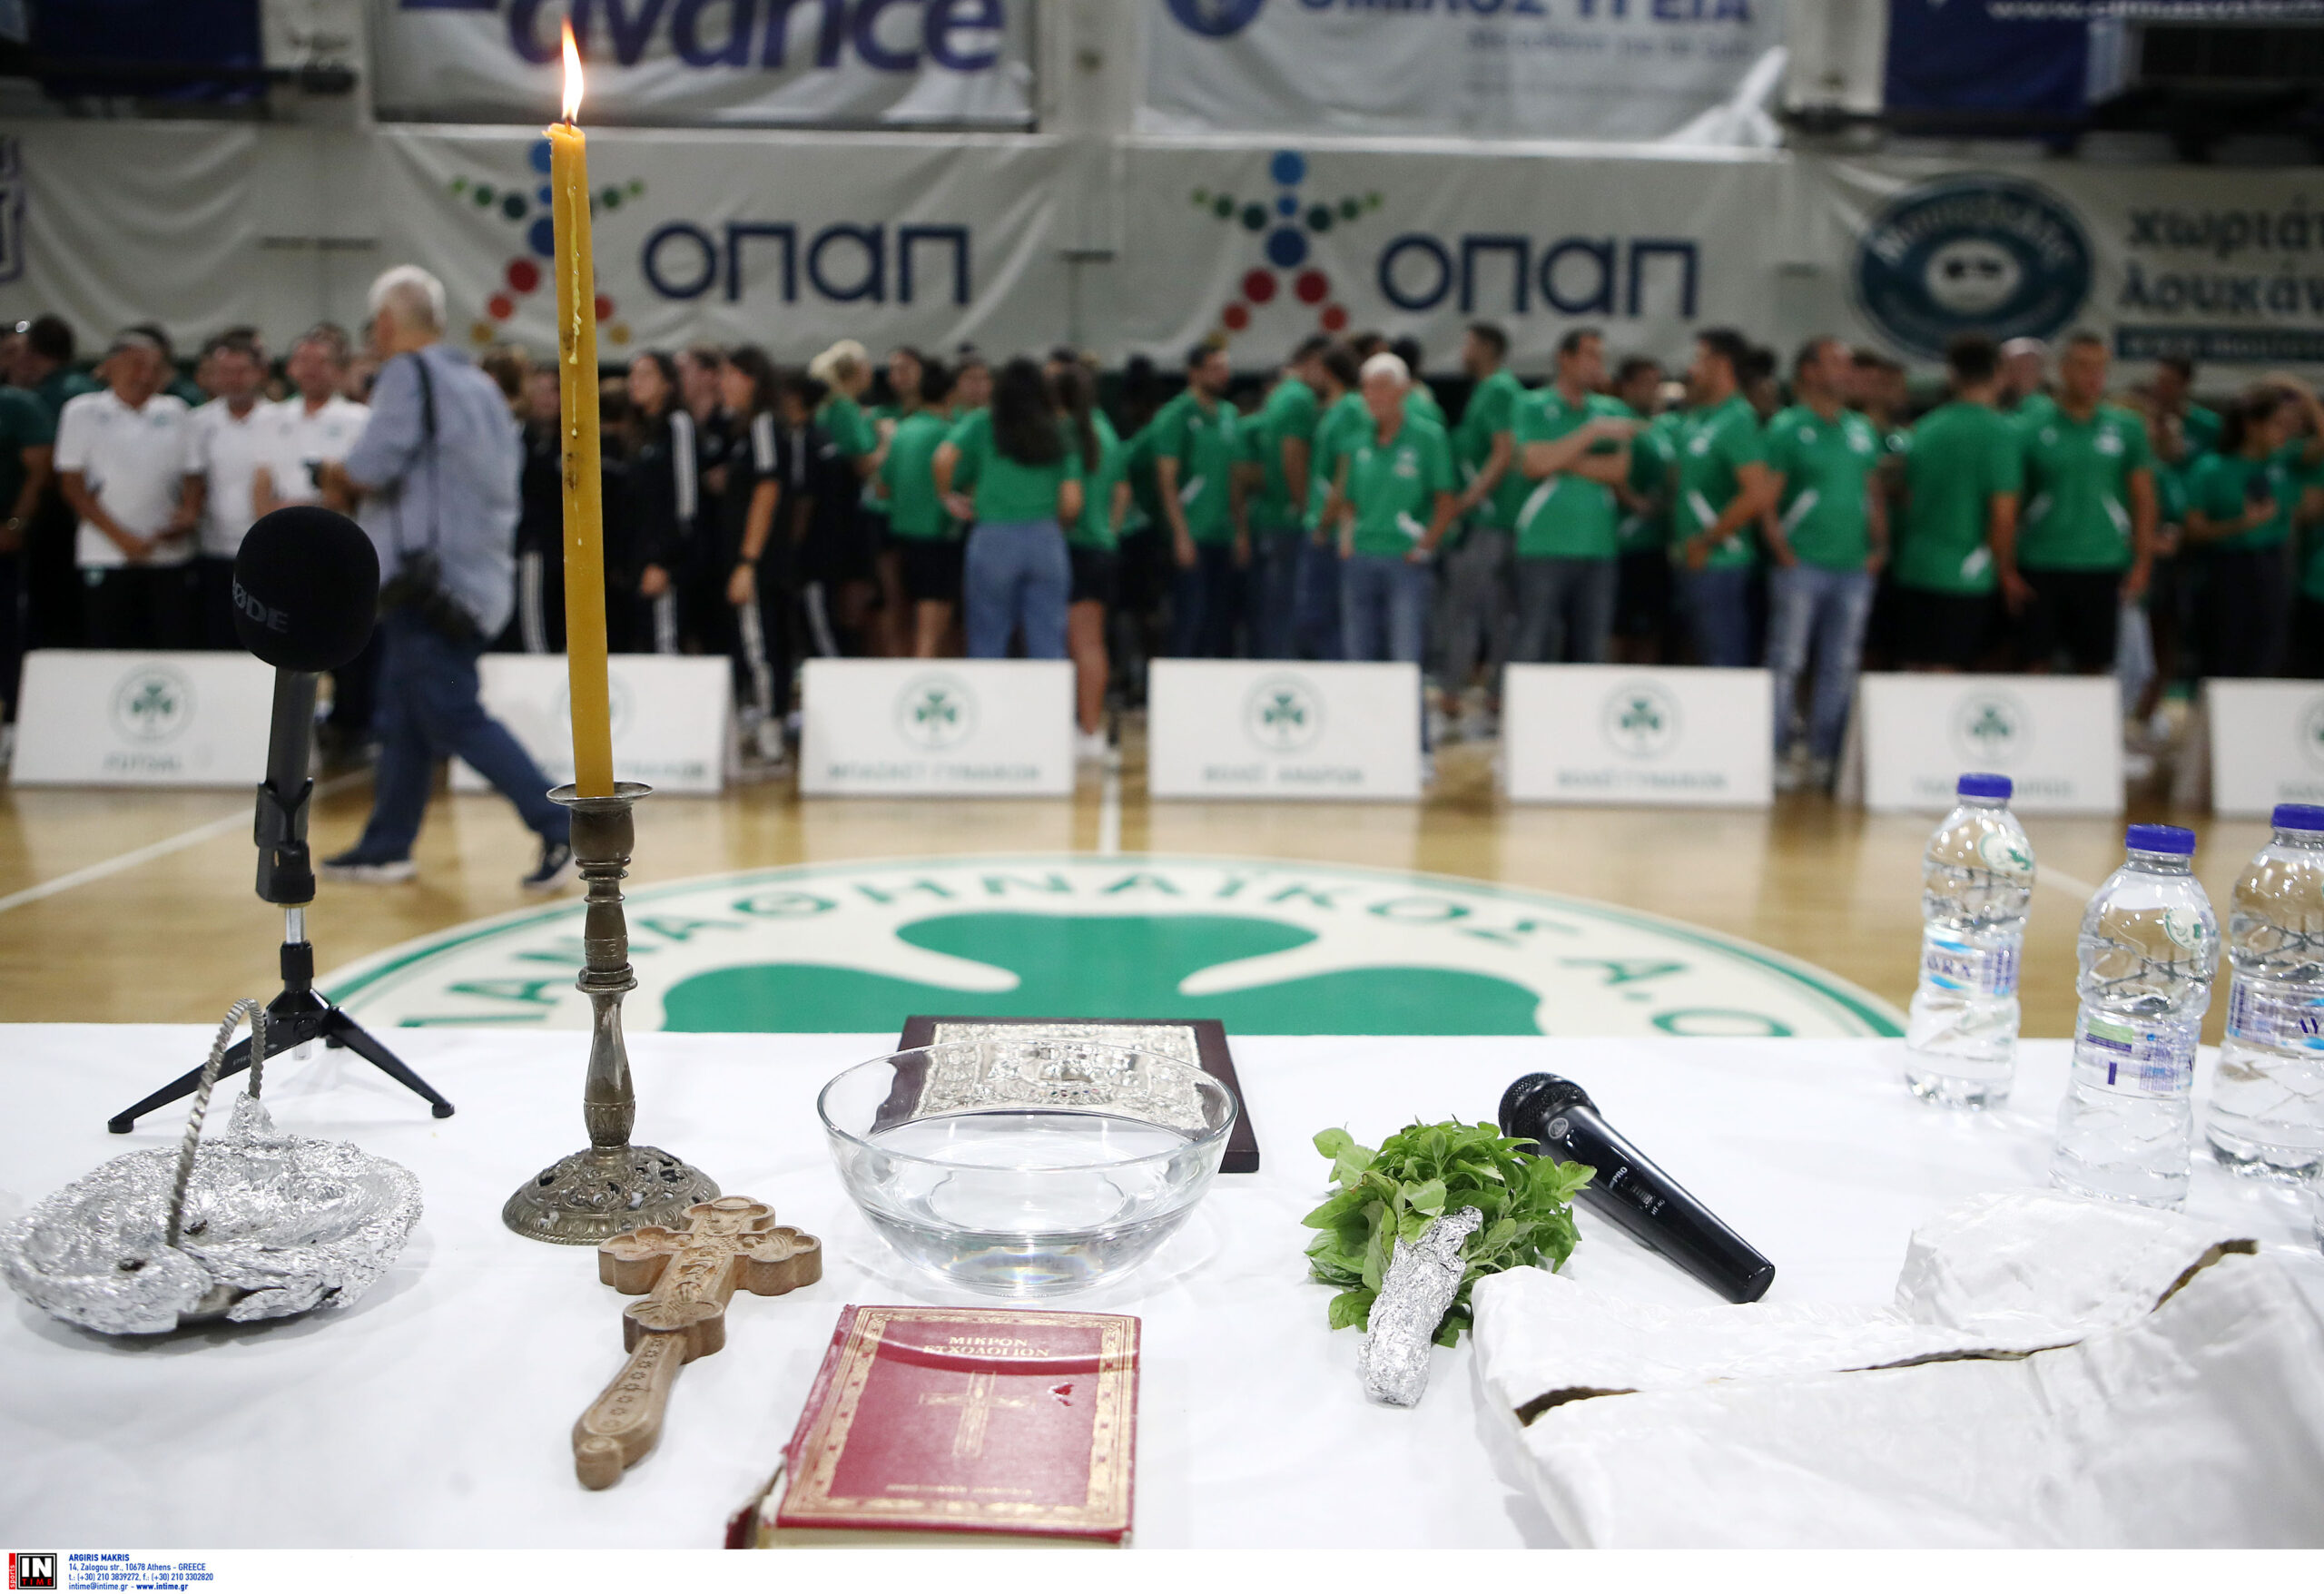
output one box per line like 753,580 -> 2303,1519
324,855 -> 1901,1039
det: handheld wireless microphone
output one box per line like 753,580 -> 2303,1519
1500,1072 -> 1777,1304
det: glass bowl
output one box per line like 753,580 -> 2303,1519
818,1039 -> 1237,1298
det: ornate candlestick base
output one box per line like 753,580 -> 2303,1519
503,782 -> 718,1245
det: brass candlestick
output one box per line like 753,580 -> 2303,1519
504,782 -> 718,1245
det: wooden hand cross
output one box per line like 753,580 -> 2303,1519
572,1195 -> 821,1490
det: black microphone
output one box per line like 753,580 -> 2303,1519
232,507 -> 379,907
1500,1072 -> 1776,1304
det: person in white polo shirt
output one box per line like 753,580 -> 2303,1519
253,324 -> 369,520
54,330 -> 197,649
180,333 -> 274,649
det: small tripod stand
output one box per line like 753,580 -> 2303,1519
106,671 -> 456,1134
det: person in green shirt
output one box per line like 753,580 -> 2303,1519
1999,338 -> 2057,430
1341,350 -> 1458,757
1511,327 -> 1632,667
1759,336 -> 1886,782
1295,342 -> 1364,661
1244,337 -> 1325,658
1610,357 -> 1678,662
9,313 -> 97,654
1890,333 -> 2023,671
0,372 -> 55,722
2186,380 -> 2324,678
1671,328 -> 1775,667
874,359 -> 959,659
1152,342 -> 1242,657
1393,337 -> 1446,429
1055,360 -> 1128,761
932,357 -> 1083,661
2007,331 -> 2157,676
1440,321 -> 1523,728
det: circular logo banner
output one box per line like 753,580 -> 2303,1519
1854,174 -> 2093,360
1601,680 -> 1682,761
1951,691 -> 2027,768
894,673 -> 978,752
112,664 -> 194,744
325,854 -> 1902,1040
1245,674 -> 1324,753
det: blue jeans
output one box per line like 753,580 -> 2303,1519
1343,553 -> 1434,753
1293,536 -> 1343,660
964,519 -> 1069,659
1765,564 -> 1873,761
1678,565 -> 1755,668
1169,541 -> 1244,658
1512,555 -> 1616,664
357,609 -> 569,861
1249,530 -> 1303,659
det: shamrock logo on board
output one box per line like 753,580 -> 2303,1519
1244,674 -> 1324,754
112,664 -> 193,744
1600,682 -> 1680,761
895,674 -> 977,753
1952,693 -> 2025,767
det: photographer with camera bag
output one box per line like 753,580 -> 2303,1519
317,265 -> 573,892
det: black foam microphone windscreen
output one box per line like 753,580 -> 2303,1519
231,506 -> 380,671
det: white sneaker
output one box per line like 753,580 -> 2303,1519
1421,751 -> 1439,787
1807,755 -> 1836,792
2123,748 -> 2158,781
1461,708 -> 1500,743
1773,750 -> 1807,793
321,850 -> 419,885
753,716 -> 785,763
1075,729 -> 1114,765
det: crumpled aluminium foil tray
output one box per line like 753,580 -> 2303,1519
2,1094 -> 423,1335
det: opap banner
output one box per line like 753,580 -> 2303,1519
1139,0 -> 1788,144
366,0 -> 1034,127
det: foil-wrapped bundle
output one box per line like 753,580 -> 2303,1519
1358,1205 -> 1482,1407
2,1016 -> 423,1335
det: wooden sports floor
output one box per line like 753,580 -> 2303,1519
0,724 -> 2264,1044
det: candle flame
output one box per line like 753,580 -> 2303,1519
561,18 -> 584,122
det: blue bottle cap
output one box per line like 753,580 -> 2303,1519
2272,803 -> 2324,832
2125,823 -> 2196,857
1956,772 -> 2012,800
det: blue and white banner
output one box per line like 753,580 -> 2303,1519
1140,0 -> 1789,143
367,0 -> 1034,127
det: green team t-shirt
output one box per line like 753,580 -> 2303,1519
2016,402 -> 2152,573
1149,389 -> 1236,544
945,408 -> 1081,526
1405,384 -> 1445,428
32,369 -> 98,426
1069,412 -> 1126,553
1510,388 -> 1628,560
1249,375 -> 1319,534
1344,415 -> 1455,559
1763,404 -> 1881,572
1307,391 -> 1371,534
1894,401 -> 2023,595
819,393 -> 878,460
1619,409 -> 1679,553
0,386 -> 57,516
879,408 -> 953,541
2007,391 -> 2059,430
2188,450 -> 2294,554
1456,368 -> 1530,533
1672,395 -> 1766,571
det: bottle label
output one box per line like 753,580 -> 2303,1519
2225,977 -> 2324,1052
1921,934 -> 2018,999
2162,907 -> 2211,954
1974,831 -> 2034,878
2078,1016 -> 2197,1094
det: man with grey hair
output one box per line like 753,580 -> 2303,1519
54,330 -> 198,647
318,264 -> 571,892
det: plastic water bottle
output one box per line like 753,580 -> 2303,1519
1904,772 -> 2034,1108
2051,824 -> 2220,1209
2206,803 -> 2324,1182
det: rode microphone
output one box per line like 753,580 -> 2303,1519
1500,1073 -> 1776,1304
233,507 -> 379,907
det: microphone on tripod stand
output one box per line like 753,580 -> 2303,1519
107,507 -> 457,1133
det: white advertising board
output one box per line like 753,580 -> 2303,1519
1858,674 -> 2122,815
10,650 -> 274,789
1147,661 -> 1421,802
451,653 -> 733,796
1502,664 -> 1772,809
798,659 -> 1072,797
2206,680 -> 2324,819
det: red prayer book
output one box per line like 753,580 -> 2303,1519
729,1304 -> 1139,1548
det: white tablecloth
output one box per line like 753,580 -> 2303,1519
3,1026 -> 2318,1550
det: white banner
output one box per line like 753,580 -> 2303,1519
1502,664 -> 1771,808
798,658 -> 1072,795
1856,674 -> 2122,815
1139,0 -> 1788,143
368,0 -> 1033,127
451,653 -> 733,794
1807,157 -> 2324,369
2205,680 -> 2324,819
1147,660 -> 1421,801
9,650 -> 275,788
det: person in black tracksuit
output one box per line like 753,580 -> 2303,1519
502,365 -> 566,654
716,347 -> 790,762
627,351 -> 722,656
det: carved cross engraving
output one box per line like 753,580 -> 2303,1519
919,1369 -> 1032,1460
572,1195 -> 821,1490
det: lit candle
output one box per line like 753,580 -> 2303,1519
548,19 -> 614,798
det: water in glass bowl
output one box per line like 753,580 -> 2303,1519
837,1109 -> 1213,1296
